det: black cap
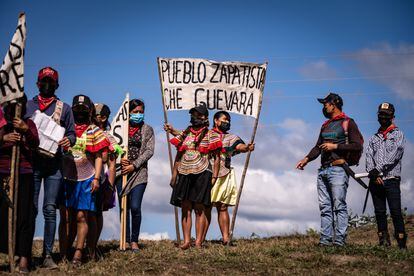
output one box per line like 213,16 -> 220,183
95,103 -> 111,117
189,103 -> 209,117
378,102 -> 395,117
72,94 -> 93,110
317,92 -> 343,109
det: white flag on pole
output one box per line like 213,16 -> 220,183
0,13 -> 26,105
110,93 -> 130,156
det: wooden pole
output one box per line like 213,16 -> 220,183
229,63 -> 267,243
157,57 -> 181,244
120,93 -> 129,251
8,102 -> 22,272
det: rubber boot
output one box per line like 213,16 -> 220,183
378,231 -> 391,247
396,233 -> 407,249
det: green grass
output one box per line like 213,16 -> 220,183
1,216 -> 413,275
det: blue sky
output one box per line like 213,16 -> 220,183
1,1 -> 413,240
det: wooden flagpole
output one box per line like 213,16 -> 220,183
120,93 -> 129,251
8,103 -> 22,272
156,57 -> 181,244
229,62 -> 267,243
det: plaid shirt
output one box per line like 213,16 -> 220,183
366,127 -> 405,179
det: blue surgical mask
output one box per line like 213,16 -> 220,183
130,113 -> 144,124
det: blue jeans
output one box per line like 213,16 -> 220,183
116,180 -> 147,243
317,166 -> 349,245
33,169 -> 63,255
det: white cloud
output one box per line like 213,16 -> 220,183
352,43 -> 414,100
139,232 -> 170,240
99,121 -> 414,239
298,60 -> 337,79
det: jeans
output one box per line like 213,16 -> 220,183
317,166 -> 349,245
116,180 -> 147,243
370,178 -> 405,237
33,169 -> 63,256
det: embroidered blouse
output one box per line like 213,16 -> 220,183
212,129 -> 244,178
170,127 -> 222,175
63,124 -> 109,181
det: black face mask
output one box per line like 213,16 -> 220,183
190,116 -> 206,127
39,81 -> 57,98
378,115 -> 392,129
74,111 -> 90,124
218,122 -> 231,132
322,107 -> 331,119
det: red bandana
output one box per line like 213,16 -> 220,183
322,112 -> 348,128
75,124 -> 89,138
37,95 -> 56,112
129,126 -> 140,137
189,126 -> 206,136
379,124 -> 396,139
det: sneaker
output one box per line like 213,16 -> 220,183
42,255 -> 58,270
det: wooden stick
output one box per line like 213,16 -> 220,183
119,93 -> 129,251
229,63 -> 267,243
8,103 -> 22,272
157,57 -> 181,244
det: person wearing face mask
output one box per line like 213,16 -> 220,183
59,95 -> 110,266
115,99 -> 154,252
366,103 -> 407,249
89,103 -> 122,260
0,96 -> 39,273
206,111 -> 254,245
25,67 -> 76,269
165,104 -> 222,249
296,93 -> 363,247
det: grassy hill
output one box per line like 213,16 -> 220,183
1,216 -> 413,275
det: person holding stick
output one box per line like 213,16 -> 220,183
296,93 -> 363,247
59,95 -> 109,266
366,103 -> 407,249
0,95 -> 39,273
165,111 -> 255,245
206,111 -> 254,245
115,99 -> 154,252
167,104 -> 222,249
26,67 -> 76,269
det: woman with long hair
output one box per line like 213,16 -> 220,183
115,99 -> 154,252
205,111 -> 254,245
167,104 -> 222,249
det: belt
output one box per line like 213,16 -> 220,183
322,158 -> 346,168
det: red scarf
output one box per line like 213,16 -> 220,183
189,126 -> 206,136
322,112 -> 348,128
75,124 -> 89,138
37,95 -> 56,112
379,124 -> 396,139
129,126 -> 140,137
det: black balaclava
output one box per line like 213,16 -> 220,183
73,107 -> 90,124
378,114 -> 393,129
38,78 -> 58,98
190,115 -> 208,127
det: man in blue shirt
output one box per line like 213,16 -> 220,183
366,102 -> 407,249
26,67 -> 76,268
